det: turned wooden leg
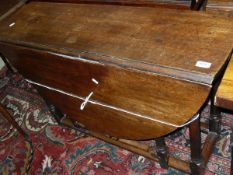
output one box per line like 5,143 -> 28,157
48,104 -> 65,124
0,104 -> 26,136
155,137 -> 168,169
48,103 -> 88,134
190,0 -> 196,9
48,103 -> 76,127
209,97 -> 221,134
189,118 -> 204,175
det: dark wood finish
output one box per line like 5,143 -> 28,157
155,137 -> 168,169
190,0 -> 207,10
33,83 -> 195,139
208,51 -> 232,137
0,2 -> 230,173
31,0 -> 191,9
0,0 -> 20,17
189,118 -> 204,174
201,132 -> 218,165
31,0 -> 208,10
209,70 -> 226,134
0,2 -> 232,139
209,103 -> 221,133
0,2 -> 232,84
0,43 -> 211,140
0,0 -> 28,21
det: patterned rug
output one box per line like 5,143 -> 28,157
0,71 -> 232,175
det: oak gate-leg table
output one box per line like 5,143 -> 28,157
0,1 -> 233,174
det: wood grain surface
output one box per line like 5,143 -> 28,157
206,0 -> 233,12
31,0 -> 210,10
206,0 -> 233,19
31,0 -> 191,8
215,55 -> 233,110
31,0 -> 192,9
0,2 -> 232,84
0,0 -> 20,17
0,43 -> 211,139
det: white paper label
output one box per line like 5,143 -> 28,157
9,22 -> 15,27
195,61 -> 212,69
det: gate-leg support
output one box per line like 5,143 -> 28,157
189,118 -> 204,175
155,137 -> 168,169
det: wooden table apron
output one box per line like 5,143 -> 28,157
0,2 -> 232,141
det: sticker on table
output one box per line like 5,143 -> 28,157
195,61 -> 212,69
